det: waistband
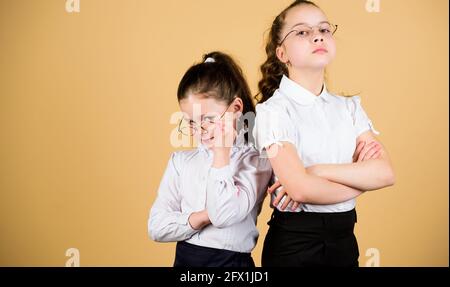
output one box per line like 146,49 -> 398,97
269,208 -> 357,231
177,241 -> 252,256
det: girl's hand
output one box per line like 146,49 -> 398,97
353,140 -> 382,162
211,118 -> 237,168
212,118 -> 237,150
188,210 -> 211,230
268,141 -> 381,210
268,181 -> 301,211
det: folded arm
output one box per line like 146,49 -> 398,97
307,131 -> 395,191
266,142 -> 363,204
206,151 -> 272,228
148,153 -> 204,242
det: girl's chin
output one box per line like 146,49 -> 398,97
312,58 -> 333,68
302,63 -> 330,70
295,59 -> 332,70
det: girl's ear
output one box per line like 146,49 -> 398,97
232,97 -> 244,114
276,46 -> 289,64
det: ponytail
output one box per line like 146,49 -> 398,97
256,0 -> 318,103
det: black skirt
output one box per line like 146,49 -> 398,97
174,241 -> 255,267
262,208 -> 359,267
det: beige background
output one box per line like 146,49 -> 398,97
0,0 -> 448,266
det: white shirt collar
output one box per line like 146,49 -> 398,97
278,75 -> 331,106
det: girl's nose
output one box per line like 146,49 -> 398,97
313,36 -> 324,43
311,29 -> 324,43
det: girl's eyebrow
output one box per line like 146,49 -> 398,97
290,20 -> 330,30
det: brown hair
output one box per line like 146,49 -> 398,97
256,0 -> 319,103
177,51 -> 254,115
177,51 -> 255,141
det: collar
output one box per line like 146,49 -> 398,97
278,75 -> 332,106
197,127 -> 248,154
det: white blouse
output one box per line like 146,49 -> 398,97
148,130 -> 273,253
253,75 -> 379,213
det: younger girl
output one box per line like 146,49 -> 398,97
254,0 -> 395,267
148,51 -> 272,267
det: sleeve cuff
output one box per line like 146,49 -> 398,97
357,120 -> 380,137
176,212 -> 196,231
368,120 -> 380,135
258,139 -> 297,154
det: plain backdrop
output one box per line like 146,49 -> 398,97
0,0 -> 448,266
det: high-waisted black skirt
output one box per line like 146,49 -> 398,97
174,241 -> 255,267
262,208 -> 359,267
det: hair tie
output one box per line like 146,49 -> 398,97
204,57 -> 215,63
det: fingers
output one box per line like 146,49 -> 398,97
267,181 -> 282,194
291,201 -> 300,211
354,141 -> 365,156
353,141 -> 366,162
272,188 -> 286,207
362,143 -> 381,161
269,181 -> 300,211
357,141 -> 377,162
212,121 -> 236,148
280,195 -> 292,210
372,150 -> 382,159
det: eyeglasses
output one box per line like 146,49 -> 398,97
279,22 -> 338,45
178,100 -> 234,136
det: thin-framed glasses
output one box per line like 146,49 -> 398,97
279,22 -> 338,45
178,100 -> 234,136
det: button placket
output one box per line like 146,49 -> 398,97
201,156 -> 213,209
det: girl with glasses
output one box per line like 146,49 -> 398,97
254,0 -> 395,267
148,51 -> 272,267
